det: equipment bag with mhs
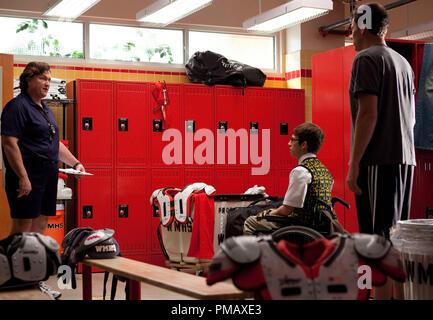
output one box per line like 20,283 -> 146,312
185,51 -> 267,87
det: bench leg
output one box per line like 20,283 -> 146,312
128,280 -> 141,300
82,264 -> 92,300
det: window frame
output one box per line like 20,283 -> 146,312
0,14 -> 281,73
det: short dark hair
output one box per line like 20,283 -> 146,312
352,3 -> 389,37
19,61 -> 51,92
293,122 -> 325,154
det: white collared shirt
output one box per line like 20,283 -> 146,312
283,153 -> 318,208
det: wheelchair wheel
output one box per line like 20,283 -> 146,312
271,226 -> 324,245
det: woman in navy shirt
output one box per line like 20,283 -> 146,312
1,61 -> 85,235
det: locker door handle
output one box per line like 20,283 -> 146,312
83,205 -> 93,219
250,122 -> 259,134
152,205 -> 160,217
119,204 -> 128,218
153,119 -> 163,132
82,117 -> 93,131
186,120 -> 196,133
118,118 -> 128,132
218,121 -> 228,133
280,123 -> 289,135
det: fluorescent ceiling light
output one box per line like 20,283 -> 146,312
243,0 -> 333,33
137,0 -> 213,26
43,0 -> 100,20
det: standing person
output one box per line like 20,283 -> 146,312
243,122 -> 333,235
346,3 -> 416,299
1,61 -> 85,235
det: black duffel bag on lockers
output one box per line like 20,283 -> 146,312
185,50 -> 267,87
224,196 -> 284,240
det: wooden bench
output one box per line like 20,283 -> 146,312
81,257 -> 253,300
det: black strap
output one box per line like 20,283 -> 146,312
157,221 -> 170,260
103,272 -> 109,300
35,105 -> 56,142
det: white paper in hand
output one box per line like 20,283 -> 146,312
59,168 -> 93,176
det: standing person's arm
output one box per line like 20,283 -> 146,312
58,141 -> 85,172
1,135 -> 31,198
346,93 -> 378,195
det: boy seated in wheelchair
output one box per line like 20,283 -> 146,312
243,122 -> 335,236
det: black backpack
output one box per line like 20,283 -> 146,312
185,51 -> 267,87
224,196 -> 284,239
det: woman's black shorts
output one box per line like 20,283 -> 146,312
5,160 -> 58,219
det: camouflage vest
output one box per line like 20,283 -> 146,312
291,157 -> 333,226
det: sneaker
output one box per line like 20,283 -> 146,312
38,281 -> 62,300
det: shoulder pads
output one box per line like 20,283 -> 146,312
9,234 -> 47,282
353,233 -> 391,260
35,233 -> 60,253
0,251 -> 11,286
221,236 -> 263,264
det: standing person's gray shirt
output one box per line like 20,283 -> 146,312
349,44 -> 416,166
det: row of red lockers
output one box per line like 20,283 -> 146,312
72,80 -> 306,263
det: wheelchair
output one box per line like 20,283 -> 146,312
255,197 -> 350,245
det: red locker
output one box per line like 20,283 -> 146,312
248,168 -> 276,196
275,169 -> 291,198
342,46 -> 358,232
76,80 -> 113,167
245,87 -> 275,173
214,86 -> 246,168
150,83 -> 182,167
184,167 -> 214,187
183,84 -> 214,167
77,168 -> 113,230
214,168 -> 248,194
274,88 -> 305,171
115,169 -> 148,255
115,82 -> 149,167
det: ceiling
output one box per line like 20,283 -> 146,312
0,0 -> 291,30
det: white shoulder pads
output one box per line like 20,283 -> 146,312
10,234 -> 47,282
0,251 -> 11,286
35,233 -> 60,253
220,236 -> 264,264
150,188 -> 163,206
207,248 -> 240,285
353,233 -> 391,260
174,183 -> 216,223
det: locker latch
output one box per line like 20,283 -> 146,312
153,119 -> 163,132
250,122 -> 259,134
82,117 -> 93,131
83,205 -> 93,219
218,121 -> 228,133
280,123 -> 289,135
152,204 -> 160,217
118,118 -> 128,132
119,204 -> 128,218
186,120 -> 196,133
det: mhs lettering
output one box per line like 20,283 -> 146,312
47,223 -> 63,229
94,244 -> 117,253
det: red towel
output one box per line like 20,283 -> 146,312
187,192 -> 215,259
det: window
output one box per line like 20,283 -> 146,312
89,24 -> 184,64
188,31 -> 275,70
0,17 -> 83,58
